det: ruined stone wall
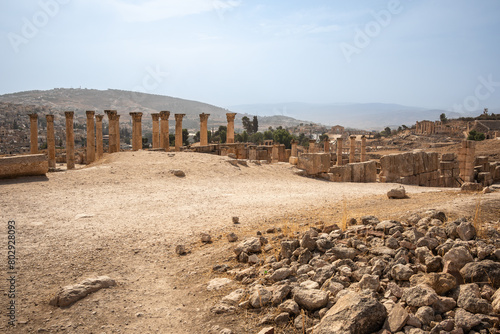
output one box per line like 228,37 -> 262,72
325,161 -> 377,183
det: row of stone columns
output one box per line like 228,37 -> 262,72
336,135 -> 367,165
30,111 -> 239,169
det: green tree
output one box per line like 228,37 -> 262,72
319,133 -> 329,142
467,130 -> 485,141
252,116 -> 258,134
273,128 -> 293,149
249,131 -> 263,144
182,129 -> 189,146
142,137 -> 148,149
213,126 -> 227,143
169,133 -> 175,146
194,131 -> 200,143
440,113 -> 448,123
242,116 -> 254,134
263,130 -> 273,140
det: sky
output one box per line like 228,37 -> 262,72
1,0 -> 500,114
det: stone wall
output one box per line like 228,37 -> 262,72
0,154 -> 48,179
324,161 -> 377,183
475,156 -> 500,186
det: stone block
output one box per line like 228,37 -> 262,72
297,153 -> 331,175
329,166 -> 347,182
351,163 -> 363,182
0,154 -> 48,179
441,153 -> 456,161
343,164 -> 353,182
363,161 -> 377,183
289,156 -> 298,165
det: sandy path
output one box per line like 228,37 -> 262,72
0,151 -> 491,333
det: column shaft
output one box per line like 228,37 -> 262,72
160,111 -> 170,151
336,138 -> 343,166
46,115 -> 56,168
226,113 -> 236,144
29,113 -> 38,154
130,112 -> 143,151
175,114 -> 185,151
199,113 -> 210,146
152,113 -> 160,149
95,115 -> 104,159
86,110 -> 95,163
349,136 -> 356,163
65,111 -> 75,169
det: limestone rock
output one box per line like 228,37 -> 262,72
415,306 -> 434,326
280,240 -> 300,259
169,169 -> 185,177
278,299 -> 300,316
271,284 -> 291,305
457,283 -> 493,314
201,233 -> 212,243
269,268 -> 291,282
234,237 -> 261,256
401,284 -> 439,307
454,308 -> 482,332
383,303 -> 409,332
175,244 -> 187,255
409,272 -> 456,295
49,276 -> 116,307
387,186 -> 406,199
207,278 -> 232,291
227,232 -> 238,242
443,246 -> 473,273
492,288 -> 500,313
313,291 -> 387,334
249,285 -> 272,308
460,260 -> 500,288
357,274 -> 380,291
221,289 -> 246,306
300,232 -> 317,251
256,327 -> 274,334
432,296 -> 456,314
293,288 -> 329,311
456,221 -> 476,241
461,182 -> 483,192
274,312 -> 289,326
391,264 -> 413,281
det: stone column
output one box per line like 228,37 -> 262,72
29,113 -> 38,154
349,136 -> 356,163
175,114 -> 185,151
360,135 -> 367,162
291,140 -> 298,157
458,140 -> 476,183
130,112 -> 143,151
151,113 -> 160,149
46,115 -> 56,169
65,111 -> 75,170
324,138 -> 329,153
272,144 -> 279,163
115,114 -> 121,152
160,111 -> 170,151
199,113 -> 210,146
95,115 -> 104,159
226,113 -> 236,144
309,139 -> 316,153
86,110 -> 95,163
336,137 -> 343,166
104,110 -> 117,153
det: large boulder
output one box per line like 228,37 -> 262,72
409,272 -> 456,295
443,246 -> 473,273
387,186 -> 406,199
313,291 -> 386,334
460,260 -> 500,288
457,283 -> 493,314
401,284 -> 439,307
234,237 -> 261,256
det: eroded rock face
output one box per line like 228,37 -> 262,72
49,276 -> 116,307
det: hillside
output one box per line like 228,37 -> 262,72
0,88 -> 307,130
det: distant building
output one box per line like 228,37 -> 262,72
331,125 -> 345,134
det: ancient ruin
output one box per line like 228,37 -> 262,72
199,113 -> 210,146
226,113 -> 236,144
175,113 -> 185,152
86,111 -> 95,163
160,111 -> 170,151
130,112 -> 143,151
95,114 -> 104,160
29,113 -> 38,154
65,111 -> 75,170
151,113 -> 160,149
46,114 -> 56,169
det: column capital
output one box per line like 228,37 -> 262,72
160,110 -> 170,119
65,111 -> 74,119
226,113 -> 236,122
46,114 -> 54,122
86,110 -> 95,118
29,113 -> 38,120
104,110 -> 117,117
350,135 -> 356,139
129,112 -> 143,121
199,113 -> 210,122
95,114 -> 104,121
152,113 -> 160,121
175,113 -> 186,121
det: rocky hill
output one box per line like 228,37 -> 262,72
0,88 -> 307,130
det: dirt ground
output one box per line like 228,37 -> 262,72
1,150 -> 499,334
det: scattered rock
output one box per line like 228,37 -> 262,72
227,233 -> 238,242
293,288 -> 329,311
49,276 -> 116,307
402,284 -> 439,307
256,327 -> 274,334
234,238 -> 261,257
201,233 -> 212,243
456,221 -> 476,241
460,260 -> 500,288
207,278 -> 233,291
232,216 -> 239,224
175,244 -> 187,255
409,272 -> 456,295
461,182 -> 483,192
169,169 -> 185,177
387,186 -> 406,199
384,303 -> 409,332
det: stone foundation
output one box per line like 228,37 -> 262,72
0,154 -> 48,179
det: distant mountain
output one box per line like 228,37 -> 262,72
0,88 -> 311,131
228,102 -> 474,130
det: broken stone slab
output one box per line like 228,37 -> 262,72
313,290 -> 386,334
234,237 -> 261,256
207,278 -> 233,291
461,182 -> 483,192
383,303 -> 409,332
49,276 -> 116,307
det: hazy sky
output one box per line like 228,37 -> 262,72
1,0 -> 500,113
